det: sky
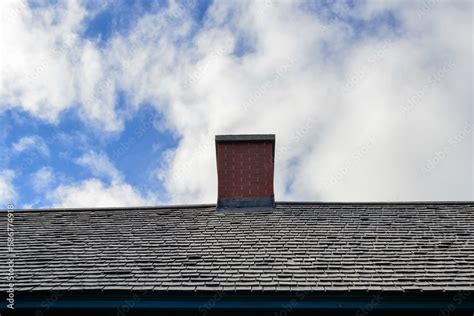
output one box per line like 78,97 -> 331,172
0,0 -> 472,209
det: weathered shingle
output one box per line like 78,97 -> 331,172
1,202 -> 473,292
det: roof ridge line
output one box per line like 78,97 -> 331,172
0,203 -> 217,213
278,201 -> 474,205
1,200 -> 473,213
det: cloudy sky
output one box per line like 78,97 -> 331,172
0,0 -> 472,209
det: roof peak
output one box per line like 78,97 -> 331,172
2,200 -> 474,213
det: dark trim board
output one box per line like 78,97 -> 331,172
3,308 -> 474,316
4,290 -> 474,315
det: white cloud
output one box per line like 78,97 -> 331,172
31,166 -> 54,192
12,135 -> 49,156
0,0 -> 122,132
0,0 -> 81,121
0,169 -> 16,205
75,151 -> 121,182
46,151 -> 156,208
48,178 -> 155,208
1,1 -> 472,205
149,1 -> 471,203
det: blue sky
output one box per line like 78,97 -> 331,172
0,0 -> 472,208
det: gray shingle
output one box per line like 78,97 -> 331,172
0,202 -> 473,293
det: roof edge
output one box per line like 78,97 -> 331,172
0,203 -> 216,213
1,200 -> 473,213
279,200 -> 474,205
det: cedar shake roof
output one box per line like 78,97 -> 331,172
1,202 -> 474,293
